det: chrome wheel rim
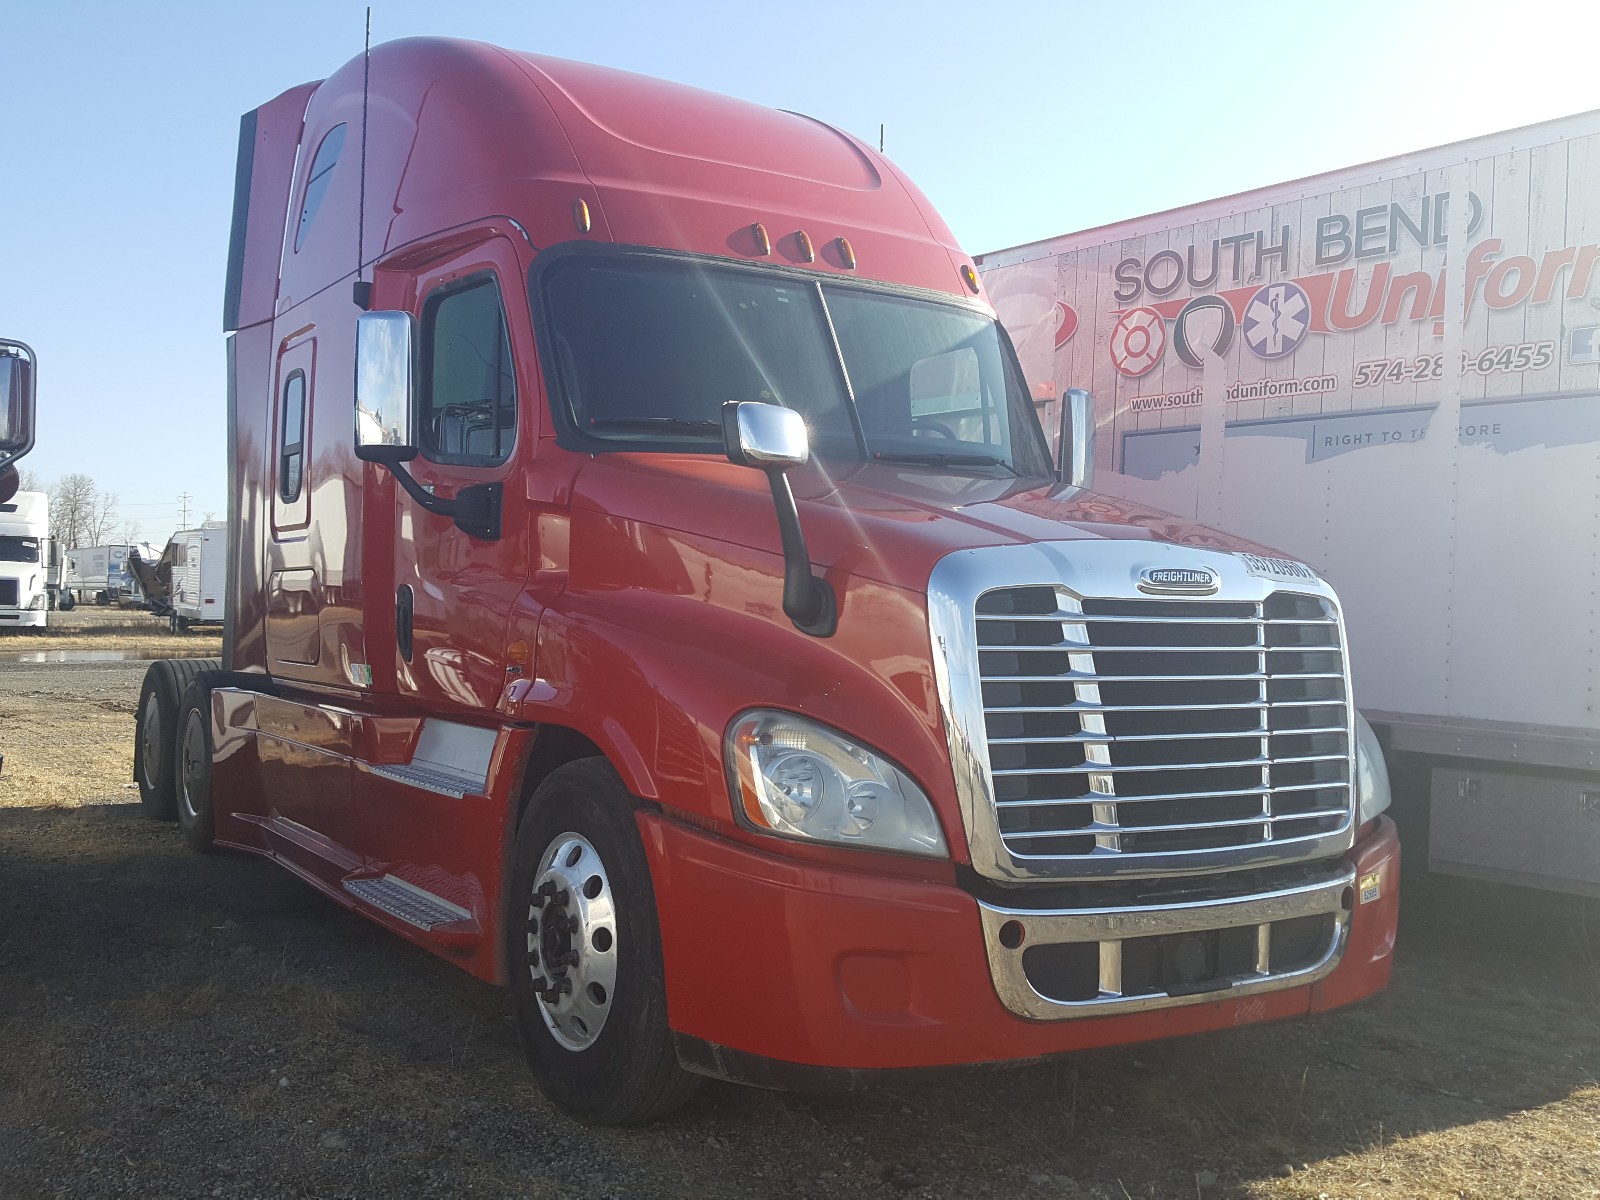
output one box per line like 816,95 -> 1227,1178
525,832 -> 617,1052
139,693 -> 162,789
178,709 -> 206,821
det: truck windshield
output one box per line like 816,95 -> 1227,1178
541,257 -> 1053,476
0,535 -> 40,563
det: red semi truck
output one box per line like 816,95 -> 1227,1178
133,38 -> 1399,1123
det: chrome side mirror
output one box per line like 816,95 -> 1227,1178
721,400 -> 834,637
0,338 -> 37,474
354,311 -> 417,463
1058,387 -> 1095,490
722,400 -> 809,470
354,310 -> 500,539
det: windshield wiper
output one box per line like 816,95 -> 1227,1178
872,450 -> 1014,470
587,417 -> 720,434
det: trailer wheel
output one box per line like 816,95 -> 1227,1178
175,673 -> 224,853
506,758 -> 699,1125
133,662 -> 181,819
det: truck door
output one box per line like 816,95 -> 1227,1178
392,235 -> 531,713
266,331 -> 320,666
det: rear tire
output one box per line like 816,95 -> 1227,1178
134,662 -> 180,819
133,658 -> 225,821
175,672 -> 225,853
506,758 -> 699,1125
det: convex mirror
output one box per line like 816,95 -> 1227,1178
355,311 -> 417,463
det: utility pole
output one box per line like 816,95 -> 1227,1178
177,492 -> 192,529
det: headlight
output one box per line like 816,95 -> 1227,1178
26,594 -> 45,610
725,710 -> 948,859
1353,711 -> 1391,824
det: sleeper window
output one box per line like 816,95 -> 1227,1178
295,124 -> 346,252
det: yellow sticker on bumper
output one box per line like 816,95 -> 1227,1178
1359,871 -> 1382,904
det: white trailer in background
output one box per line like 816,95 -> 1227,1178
0,489 -> 51,627
63,543 -> 142,606
167,521 -> 226,632
980,109 -> 1600,897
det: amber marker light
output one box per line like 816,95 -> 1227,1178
730,723 -> 773,830
836,237 -> 856,270
960,263 -> 980,293
572,198 -> 592,234
751,222 -> 772,256
506,639 -> 530,666
795,229 -> 815,263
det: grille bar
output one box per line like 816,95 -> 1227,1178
1003,809 -> 1351,839
982,671 -> 1344,684
986,699 -> 1344,715
978,612 -> 1338,627
976,587 -> 1353,866
990,643 -> 1336,655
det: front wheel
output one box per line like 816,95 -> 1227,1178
506,758 -> 699,1125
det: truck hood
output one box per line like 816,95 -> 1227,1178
569,454 -> 1288,595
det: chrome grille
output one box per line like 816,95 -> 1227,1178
976,587 -> 1352,865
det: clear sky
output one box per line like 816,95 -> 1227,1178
1,0 -> 1593,544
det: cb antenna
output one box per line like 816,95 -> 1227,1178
353,7 -> 373,308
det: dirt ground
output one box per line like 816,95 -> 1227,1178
1,636 -> 1597,1199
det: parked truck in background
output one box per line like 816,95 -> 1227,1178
63,543 -> 145,607
0,489 -> 51,627
979,109 -> 1600,898
132,38 -> 1399,1124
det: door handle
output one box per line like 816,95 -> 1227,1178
396,584 -> 414,662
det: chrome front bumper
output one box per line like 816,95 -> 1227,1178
977,862 -> 1355,1019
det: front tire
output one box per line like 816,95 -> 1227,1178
506,758 -> 699,1125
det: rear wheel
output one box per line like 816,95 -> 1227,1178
506,758 -> 699,1125
134,662 -> 180,819
133,658 -> 224,821
175,673 -> 225,853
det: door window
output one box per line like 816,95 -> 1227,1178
419,275 -> 517,465
280,371 -> 306,503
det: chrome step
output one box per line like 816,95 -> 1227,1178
343,874 -> 472,930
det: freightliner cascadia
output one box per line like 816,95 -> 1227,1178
132,38 -> 1399,1124
979,110 -> 1600,899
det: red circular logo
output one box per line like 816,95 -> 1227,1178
1109,307 -> 1167,377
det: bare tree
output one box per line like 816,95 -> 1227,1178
88,489 -> 120,544
51,474 -> 119,547
53,473 -> 96,548
17,467 -> 43,493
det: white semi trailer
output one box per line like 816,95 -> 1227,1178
980,109 -> 1600,897
63,544 -> 143,607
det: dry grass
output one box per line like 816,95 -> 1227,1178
0,692 -> 140,807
